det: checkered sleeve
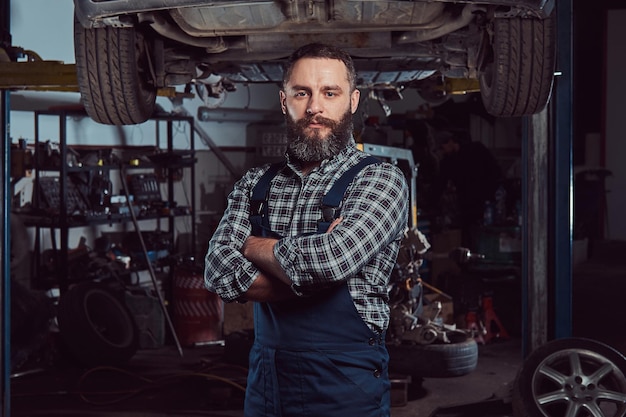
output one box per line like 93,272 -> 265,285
274,162 -> 408,292
204,167 -> 265,302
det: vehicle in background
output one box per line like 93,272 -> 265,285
73,0 -> 556,125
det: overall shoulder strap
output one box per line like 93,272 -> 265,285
249,161 -> 286,238
317,155 -> 381,233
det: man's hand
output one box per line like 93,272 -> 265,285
327,216 -> 343,233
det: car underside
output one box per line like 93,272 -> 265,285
73,0 -> 556,125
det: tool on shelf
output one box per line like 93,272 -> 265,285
119,167 -> 184,357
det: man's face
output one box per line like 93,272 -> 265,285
280,57 -> 360,163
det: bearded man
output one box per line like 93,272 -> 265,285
204,43 -> 408,417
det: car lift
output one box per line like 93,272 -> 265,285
0,46 -> 185,98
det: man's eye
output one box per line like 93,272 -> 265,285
295,91 -> 308,97
326,92 -> 336,97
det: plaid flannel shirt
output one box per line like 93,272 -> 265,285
204,142 -> 409,332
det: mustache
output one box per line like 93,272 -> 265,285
298,114 -> 337,128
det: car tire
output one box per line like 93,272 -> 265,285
57,282 -> 139,367
479,15 -> 556,117
74,16 -> 157,125
512,338 -> 626,417
388,338 -> 478,378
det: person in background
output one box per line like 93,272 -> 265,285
204,43 -> 408,417
434,130 -> 503,249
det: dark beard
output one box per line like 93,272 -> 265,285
285,109 -> 354,163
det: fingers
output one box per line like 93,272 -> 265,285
326,216 -> 343,233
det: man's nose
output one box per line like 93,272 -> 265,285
307,95 -> 323,115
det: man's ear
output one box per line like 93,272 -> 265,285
279,90 -> 287,114
350,89 -> 360,114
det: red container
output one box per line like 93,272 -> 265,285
172,266 -> 223,346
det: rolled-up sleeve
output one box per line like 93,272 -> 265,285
204,169 -> 263,302
273,162 -> 408,292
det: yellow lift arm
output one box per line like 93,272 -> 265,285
0,48 -> 179,97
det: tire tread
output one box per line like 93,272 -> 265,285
74,16 -> 156,125
480,15 -> 555,117
388,339 -> 479,378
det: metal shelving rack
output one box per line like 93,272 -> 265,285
25,110 -> 196,292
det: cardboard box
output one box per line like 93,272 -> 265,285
223,302 -> 254,336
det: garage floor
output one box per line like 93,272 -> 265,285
10,337 -> 523,417
11,238 -> 626,417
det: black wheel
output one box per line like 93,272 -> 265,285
513,338 -> 626,417
388,338 -> 478,378
74,15 -> 157,125
479,15 -> 556,117
57,282 -> 139,367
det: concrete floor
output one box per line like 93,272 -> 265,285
392,339 -> 522,417
10,337 -> 523,417
10,239 -> 626,416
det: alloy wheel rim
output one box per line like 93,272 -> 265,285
531,348 -> 626,417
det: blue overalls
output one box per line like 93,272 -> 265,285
244,157 -> 391,417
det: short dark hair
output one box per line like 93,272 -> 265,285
282,43 -> 357,91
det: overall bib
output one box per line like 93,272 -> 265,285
244,157 -> 391,417
244,284 -> 390,417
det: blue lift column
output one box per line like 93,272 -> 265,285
1,0 -> 11,414
552,0 -> 574,341
521,0 -> 573,357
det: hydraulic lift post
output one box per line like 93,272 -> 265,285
1,0 -> 12,414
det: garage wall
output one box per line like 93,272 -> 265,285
605,9 -> 626,239
10,0 -> 74,63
